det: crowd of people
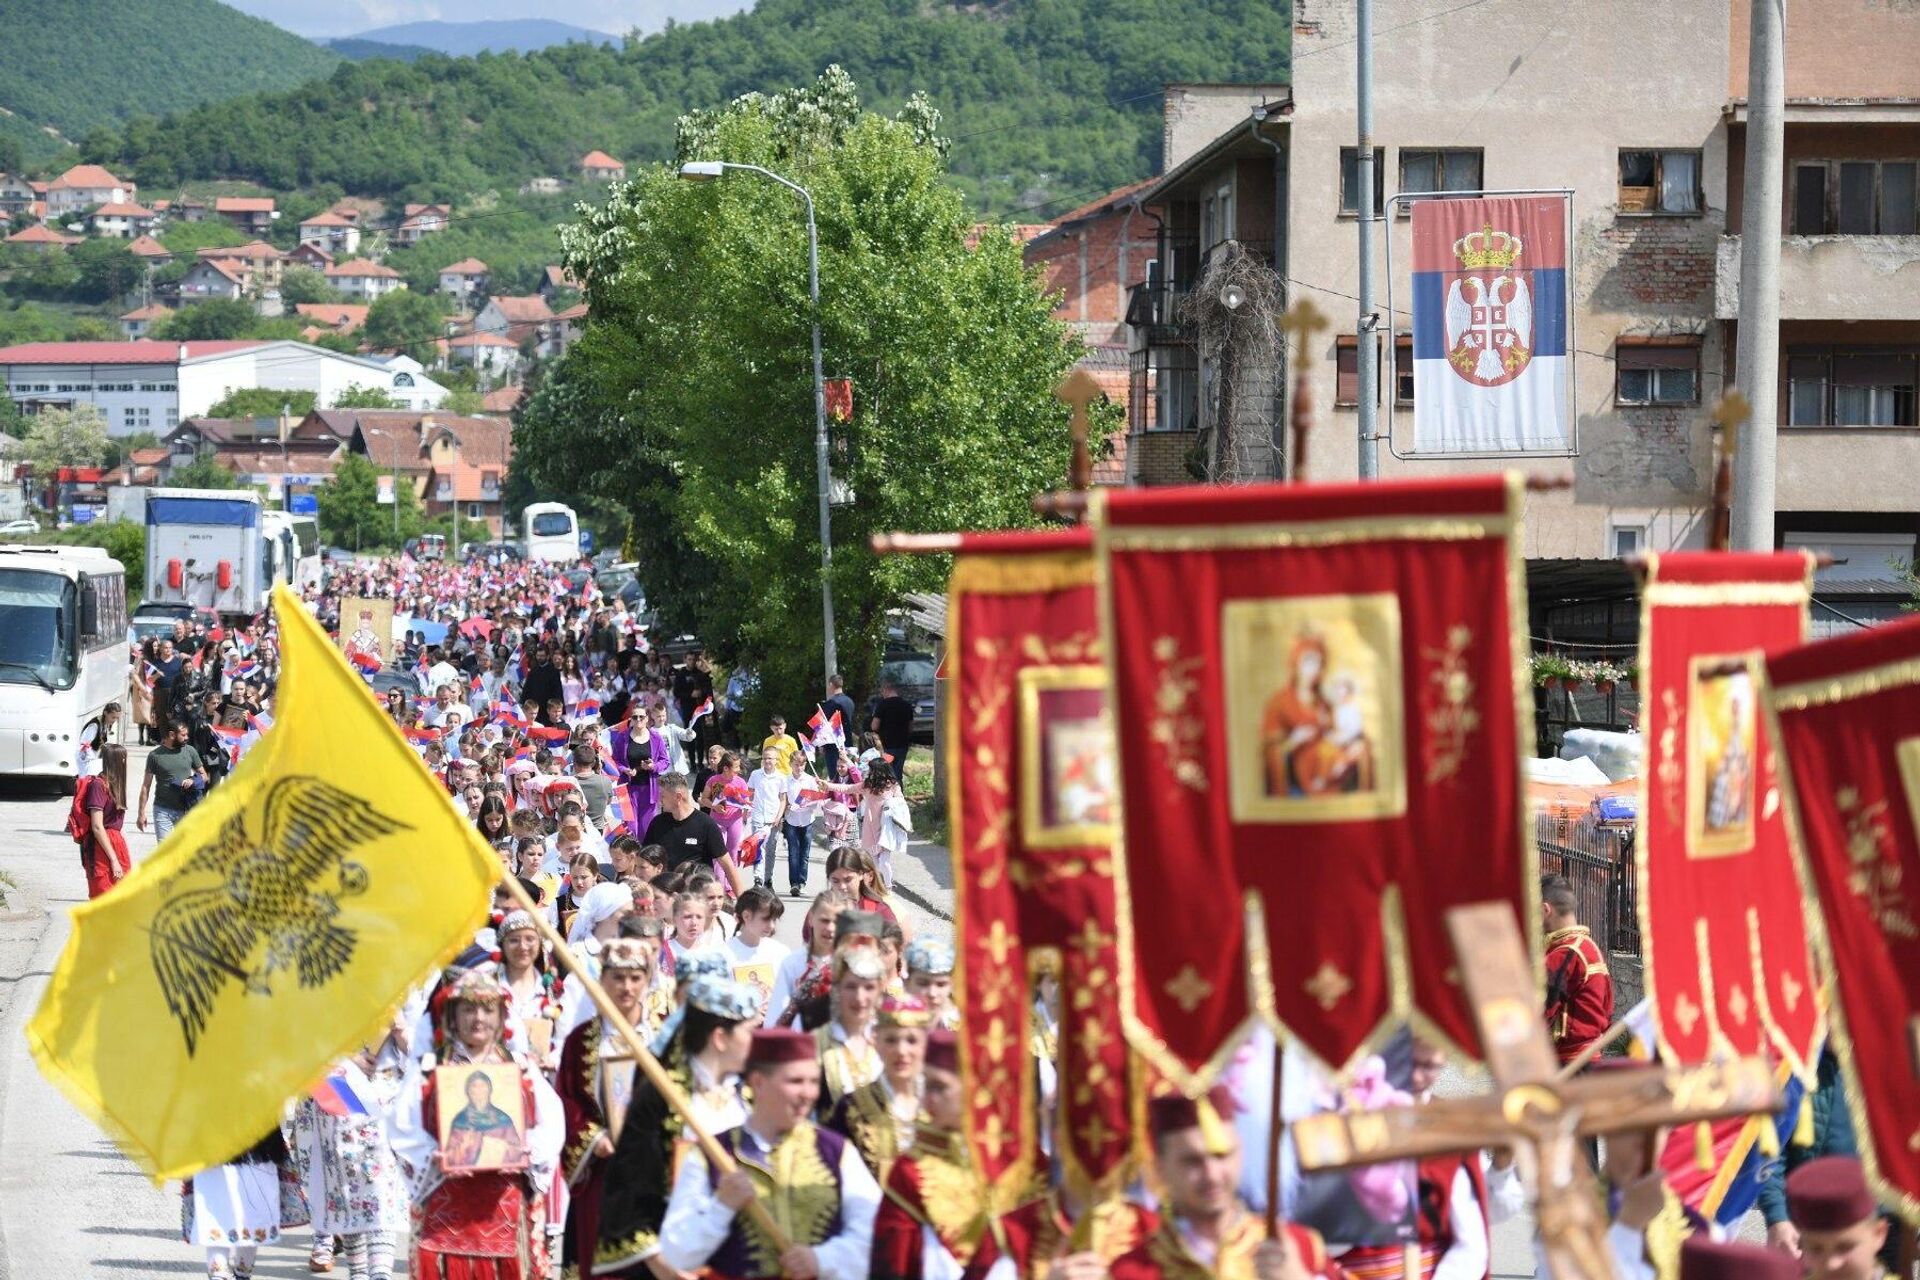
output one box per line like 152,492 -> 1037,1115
81,552 -> 1908,1280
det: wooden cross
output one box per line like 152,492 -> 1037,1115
1055,368 -> 1104,499
1291,902 -> 1780,1280
1279,299 -> 1331,483
1707,391 -> 1749,553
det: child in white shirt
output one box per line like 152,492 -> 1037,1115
724,886 -> 792,1015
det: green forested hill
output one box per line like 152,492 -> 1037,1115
0,0 -> 340,159
90,0 -> 1291,217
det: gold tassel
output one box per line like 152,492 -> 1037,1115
1694,1121 -> 1714,1172
1757,1116 -> 1780,1158
1794,1095 -> 1816,1147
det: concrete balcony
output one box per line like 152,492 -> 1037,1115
1777,425 -> 1920,513
1716,234 -> 1920,321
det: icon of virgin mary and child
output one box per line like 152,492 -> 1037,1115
1260,631 -> 1377,799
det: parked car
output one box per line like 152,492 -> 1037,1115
366,666 -> 423,700
0,518 -> 41,536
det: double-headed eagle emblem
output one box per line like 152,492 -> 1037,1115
149,777 -> 411,1055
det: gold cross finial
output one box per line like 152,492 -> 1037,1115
1055,368 -> 1103,494
1279,297 -> 1331,348
1710,390 -> 1750,456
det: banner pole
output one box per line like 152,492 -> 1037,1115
491,872 -> 795,1253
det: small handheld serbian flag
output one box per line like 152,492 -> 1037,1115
688,696 -> 714,726
738,830 -> 763,868
26,585 -> 496,1179
806,705 -> 844,747
1410,195 -> 1571,454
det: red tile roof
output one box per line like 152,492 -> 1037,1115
300,211 -> 353,227
485,295 -> 552,323
580,150 -> 622,169
404,203 -> 451,218
325,259 -> 402,278
127,234 -> 172,258
6,224 -> 79,245
0,340 -> 261,364
198,241 -> 283,261
552,302 -> 588,322
130,447 -> 169,465
294,303 -> 370,331
189,258 -> 250,286
450,332 -> 517,348
92,201 -> 154,218
480,386 -> 524,414
543,265 -> 577,290
440,257 -> 489,275
50,164 -> 127,190
1053,177 -> 1157,226
215,197 -> 276,213
119,304 -> 173,321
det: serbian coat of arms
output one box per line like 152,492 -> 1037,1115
1442,224 -> 1531,388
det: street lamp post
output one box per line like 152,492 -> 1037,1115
680,160 -> 838,683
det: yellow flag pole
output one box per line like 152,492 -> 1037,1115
490,871 -> 795,1254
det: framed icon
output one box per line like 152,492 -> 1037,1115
1686,653 -> 1759,858
434,1062 -> 530,1173
1223,593 -> 1407,824
1018,665 -> 1117,850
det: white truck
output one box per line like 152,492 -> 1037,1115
145,488 -> 270,619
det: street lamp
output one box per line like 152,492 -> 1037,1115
678,160 -> 838,682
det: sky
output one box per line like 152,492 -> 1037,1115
228,0 -> 747,39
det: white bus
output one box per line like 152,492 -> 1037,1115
523,502 -> 582,563
0,545 -> 127,779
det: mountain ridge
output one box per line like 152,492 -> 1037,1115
337,19 -> 620,57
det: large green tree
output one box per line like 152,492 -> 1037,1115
522,68 -> 1077,718
155,300 -> 259,341
361,289 -> 448,355
203,388 -> 318,420
317,452 -> 422,551
21,405 -> 111,475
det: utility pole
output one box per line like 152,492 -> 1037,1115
1731,0 -> 1785,551
1354,0 -> 1381,479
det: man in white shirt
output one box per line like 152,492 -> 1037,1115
421,682 -> 461,728
419,644 -> 461,696
660,1028 -> 878,1280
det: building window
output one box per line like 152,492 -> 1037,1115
393,373 -> 414,387
1200,181 -> 1235,250
1339,147 -> 1386,216
1398,149 -> 1483,202
1611,525 -> 1646,557
1334,335 -> 1409,406
1787,349 -> 1919,426
1791,161 -> 1918,235
1615,341 -> 1700,406
1618,150 -> 1702,214
1783,531 -> 1918,582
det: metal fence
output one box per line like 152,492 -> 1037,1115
1535,812 -> 1640,957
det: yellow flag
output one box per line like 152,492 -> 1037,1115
26,584 -> 495,1179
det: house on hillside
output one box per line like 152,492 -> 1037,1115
4,224 -> 80,252
197,242 -> 286,292
297,211 -> 361,257
325,258 -> 406,301
328,408 -> 513,535
521,177 -> 564,196
287,242 -> 333,271
87,202 -> 160,239
172,196 -> 209,223
393,203 -> 450,247
580,151 -> 626,183
294,302 -> 370,340
214,197 -> 277,235
46,164 -> 135,217
474,294 -> 554,352
551,303 -> 587,356
127,234 -> 173,264
119,304 -> 172,339
177,258 -> 249,301
438,258 -> 490,309
447,332 -> 520,380
539,265 -> 579,301
0,174 -> 36,219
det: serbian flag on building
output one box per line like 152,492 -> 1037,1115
1634,553 -> 1822,1082
1765,610 -> 1920,1221
1094,475 -> 1535,1084
945,527 -> 1136,1201
1411,195 -> 1570,454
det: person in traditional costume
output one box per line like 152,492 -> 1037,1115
903,938 -> 959,1030
1099,1091 -> 1346,1280
659,1027 -> 880,1280
291,1043 -> 409,1280
181,1128 -> 294,1280
814,942 -> 886,1113
390,968 -> 564,1280
1675,1237 -> 1797,1280
1539,874 -> 1612,1066
1333,1039 -> 1495,1279
495,909 -> 565,1072
823,992 -> 927,1182
871,1029 -> 1065,1279
557,940 -> 757,1280
1785,1156 -> 1894,1280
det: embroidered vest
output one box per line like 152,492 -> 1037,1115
702,1122 -> 848,1279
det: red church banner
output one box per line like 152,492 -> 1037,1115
1635,553 -> 1822,1080
1093,475 -> 1535,1084
1766,611 -> 1920,1222
945,529 -> 1137,1203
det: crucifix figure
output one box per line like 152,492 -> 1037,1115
1279,298 -> 1330,482
1707,390 -> 1749,552
1291,902 -> 1780,1280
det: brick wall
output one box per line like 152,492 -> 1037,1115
1027,213 -> 1159,341
1128,429 -> 1200,486
1584,216 -> 1718,311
